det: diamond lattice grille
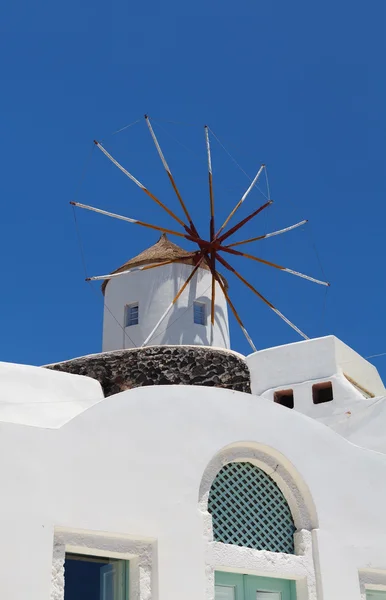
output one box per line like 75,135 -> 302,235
208,461 -> 295,554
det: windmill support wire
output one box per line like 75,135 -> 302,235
141,254 -> 206,347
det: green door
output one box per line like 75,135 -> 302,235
215,571 -> 296,600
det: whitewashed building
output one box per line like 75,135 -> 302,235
0,236 -> 386,600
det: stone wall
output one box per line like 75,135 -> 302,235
46,345 -> 251,397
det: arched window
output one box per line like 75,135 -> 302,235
208,461 -> 296,554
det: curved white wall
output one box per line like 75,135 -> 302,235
1,384 -> 386,599
102,262 -> 230,350
0,361 -> 103,428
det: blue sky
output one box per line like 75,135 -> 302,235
1,0 -> 386,378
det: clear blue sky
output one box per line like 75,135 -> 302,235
1,0 -> 386,379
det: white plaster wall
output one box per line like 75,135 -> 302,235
102,262 -> 230,351
0,385 -> 386,600
261,374 -> 386,454
335,339 -> 385,396
253,354 -> 386,454
246,336 -> 385,397
320,393 -> 386,454
0,361 -> 103,427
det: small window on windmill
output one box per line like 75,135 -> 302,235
313,381 -> 333,404
125,303 -> 139,327
194,301 -> 206,325
274,389 -> 294,409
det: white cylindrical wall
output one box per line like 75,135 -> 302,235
102,262 -> 230,350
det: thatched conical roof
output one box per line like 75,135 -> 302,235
101,234 -> 210,294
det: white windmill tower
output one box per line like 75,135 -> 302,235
101,233 -> 230,351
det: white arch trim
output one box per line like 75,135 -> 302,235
199,442 -> 319,531
198,442 -> 322,600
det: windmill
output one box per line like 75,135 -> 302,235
71,115 -> 329,352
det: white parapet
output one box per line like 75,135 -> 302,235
246,335 -> 385,398
0,361 -> 104,428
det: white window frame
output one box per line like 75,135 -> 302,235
64,552 -> 129,599
125,303 -> 139,327
194,301 -> 206,326
51,528 -> 154,600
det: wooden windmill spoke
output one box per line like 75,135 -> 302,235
70,201 -> 192,240
145,116 -> 199,238
216,254 -> 309,340
219,244 -> 330,286
211,267 -> 257,352
207,249 -> 216,333
210,267 -> 216,330
142,253 -> 206,347
86,254 -> 199,282
216,164 -> 266,238
94,140 -> 195,234
226,219 -> 308,248
79,123 -> 329,345
216,200 -> 273,244
205,125 -> 216,329
205,126 -> 215,241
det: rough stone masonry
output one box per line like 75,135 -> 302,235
46,345 -> 251,397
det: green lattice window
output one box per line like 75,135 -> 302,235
208,461 -> 295,554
